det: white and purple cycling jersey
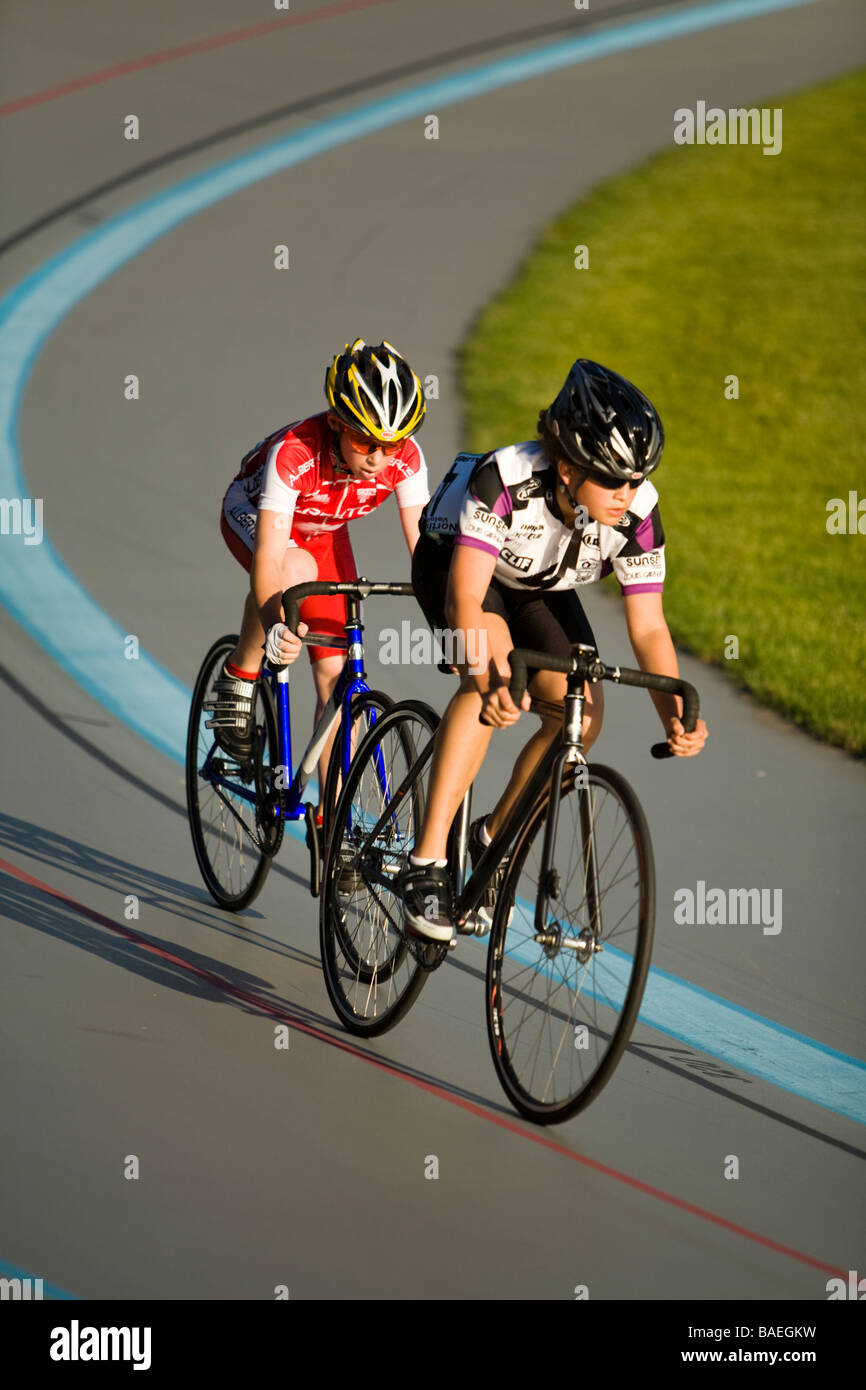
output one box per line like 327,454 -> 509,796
421,442 -> 666,594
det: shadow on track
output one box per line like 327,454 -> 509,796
4,663 -> 864,1152
0,852 -> 517,1119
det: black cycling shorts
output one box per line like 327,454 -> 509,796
411,531 -> 596,661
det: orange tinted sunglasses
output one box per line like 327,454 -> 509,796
341,425 -> 403,455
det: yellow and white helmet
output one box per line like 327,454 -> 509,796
325,339 -> 426,442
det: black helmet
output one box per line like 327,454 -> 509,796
325,338 -> 425,442
544,359 -> 664,480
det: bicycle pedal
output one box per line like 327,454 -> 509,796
457,912 -> 490,938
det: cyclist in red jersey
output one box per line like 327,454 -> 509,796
210,339 -> 428,825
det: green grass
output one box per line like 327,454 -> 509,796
460,69 -> 866,754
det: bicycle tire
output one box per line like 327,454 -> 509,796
186,635 -> 279,910
486,762 -> 655,1124
320,699 -> 441,1035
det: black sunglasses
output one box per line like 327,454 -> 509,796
586,472 -> 643,491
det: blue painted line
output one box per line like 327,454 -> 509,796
637,956 -> 866,1124
498,908 -> 866,1125
0,0 -> 818,761
0,1257 -> 78,1300
1,0 -> 852,1118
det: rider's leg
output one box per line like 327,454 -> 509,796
483,677 -> 602,839
482,588 -> 603,839
411,609 -> 516,862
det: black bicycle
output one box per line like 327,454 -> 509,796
319,644 -> 700,1125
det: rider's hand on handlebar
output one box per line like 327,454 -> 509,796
666,714 -> 708,756
264,621 -> 307,667
480,677 -> 531,728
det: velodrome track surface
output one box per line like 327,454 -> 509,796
1,0 -> 864,1300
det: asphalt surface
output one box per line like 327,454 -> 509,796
1,0 -> 865,1301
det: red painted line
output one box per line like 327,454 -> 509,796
2,852 -> 847,1281
0,0 -> 397,119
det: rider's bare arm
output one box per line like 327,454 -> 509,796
445,544 -> 529,726
622,591 -> 707,755
398,504 -> 425,554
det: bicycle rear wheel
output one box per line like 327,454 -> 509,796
486,763 -> 655,1124
186,635 -> 281,910
320,699 -> 441,1035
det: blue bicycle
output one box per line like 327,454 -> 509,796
186,579 -> 412,910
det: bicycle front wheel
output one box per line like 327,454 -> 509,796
320,688 -> 396,848
486,763 -> 655,1125
186,635 -> 280,911
320,699 -> 441,1035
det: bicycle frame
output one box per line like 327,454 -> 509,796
200,593 -> 377,825
458,642 -> 698,934
331,641 -> 699,933
354,673 -> 589,933
458,680 -> 588,933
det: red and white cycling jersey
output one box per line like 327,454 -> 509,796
223,411 -> 429,540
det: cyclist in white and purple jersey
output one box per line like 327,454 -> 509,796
400,357 -> 709,942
